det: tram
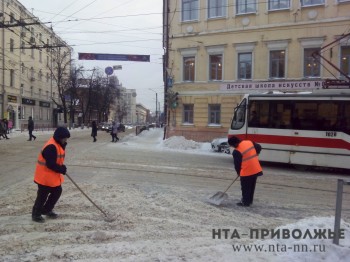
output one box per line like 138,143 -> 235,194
229,90 -> 350,169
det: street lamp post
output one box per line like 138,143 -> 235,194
149,88 -> 158,125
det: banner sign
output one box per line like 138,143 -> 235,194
78,53 -> 150,62
220,80 -> 324,91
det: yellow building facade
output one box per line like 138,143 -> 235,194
163,0 -> 350,142
1,0 -> 71,130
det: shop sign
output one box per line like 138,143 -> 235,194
7,95 -> 17,103
22,98 -> 35,105
39,101 -> 50,108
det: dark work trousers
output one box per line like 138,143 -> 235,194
29,130 -> 36,140
32,184 -> 62,216
240,174 -> 258,205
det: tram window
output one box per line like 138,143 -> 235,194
231,98 -> 246,130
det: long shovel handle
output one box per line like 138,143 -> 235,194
66,173 -> 109,218
223,175 -> 240,194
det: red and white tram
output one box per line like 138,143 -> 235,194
228,90 -> 350,169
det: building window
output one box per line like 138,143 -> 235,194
38,70 -> 43,80
10,12 -> 15,23
39,89 -> 42,98
268,0 -> 290,10
20,84 -> 24,95
270,50 -> 285,78
10,69 -> 14,87
183,56 -> 195,82
30,67 -> 35,78
304,48 -> 320,77
22,106 -> 26,119
46,90 -> 49,99
209,54 -> 223,81
183,104 -> 194,124
236,0 -> 257,14
208,0 -> 226,18
21,41 -> 25,54
238,52 -> 252,79
10,38 -> 14,52
31,48 -> 34,59
21,63 -> 25,74
39,50 -> 42,63
301,0 -> 325,6
208,104 -> 221,124
46,72 -> 50,82
30,86 -> 34,96
182,0 -> 199,21
341,46 -> 350,77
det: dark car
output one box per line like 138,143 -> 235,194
107,123 -> 125,132
117,124 -> 125,132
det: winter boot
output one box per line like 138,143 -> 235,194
42,210 -> 58,219
32,207 -> 45,223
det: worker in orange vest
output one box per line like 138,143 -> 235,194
32,127 -> 70,223
228,136 -> 263,207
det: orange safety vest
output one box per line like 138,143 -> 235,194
235,140 -> 262,177
34,137 -> 65,187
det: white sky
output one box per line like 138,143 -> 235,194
19,0 -> 164,112
1,128 -> 350,261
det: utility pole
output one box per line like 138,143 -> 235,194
1,2 -> 6,118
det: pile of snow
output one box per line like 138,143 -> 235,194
162,135 -> 208,151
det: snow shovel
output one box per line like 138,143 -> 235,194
208,175 -> 240,206
66,173 -> 116,222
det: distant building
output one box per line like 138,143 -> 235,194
136,103 -> 149,124
0,0 -> 71,129
163,0 -> 350,142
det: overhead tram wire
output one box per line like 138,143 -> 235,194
57,0 -> 139,32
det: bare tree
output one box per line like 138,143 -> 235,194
48,44 -> 72,124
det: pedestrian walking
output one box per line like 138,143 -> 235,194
28,116 -> 36,141
111,122 -> 119,142
91,121 -> 97,142
227,136 -> 263,207
31,127 -> 70,223
0,119 -> 9,139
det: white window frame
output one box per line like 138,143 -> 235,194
208,104 -> 221,125
299,37 -> 325,78
270,50 -> 286,79
179,48 -> 198,82
208,0 -> 227,19
182,0 -> 199,22
339,37 -> 350,78
206,45 -> 225,81
301,0 -> 325,7
236,0 -> 257,15
183,104 -> 194,124
235,42 -> 256,80
268,0 -> 290,11
266,40 -> 289,79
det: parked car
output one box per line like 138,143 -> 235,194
106,123 -> 126,133
98,122 -> 109,131
211,137 -> 231,154
102,123 -> 112,132
117,124 -> 125,132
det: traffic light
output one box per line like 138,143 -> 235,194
171,92 -> 179,108
172,92 -> 179,109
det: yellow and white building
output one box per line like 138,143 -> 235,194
163,0 -> 350,142
0,0 -> 71,130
